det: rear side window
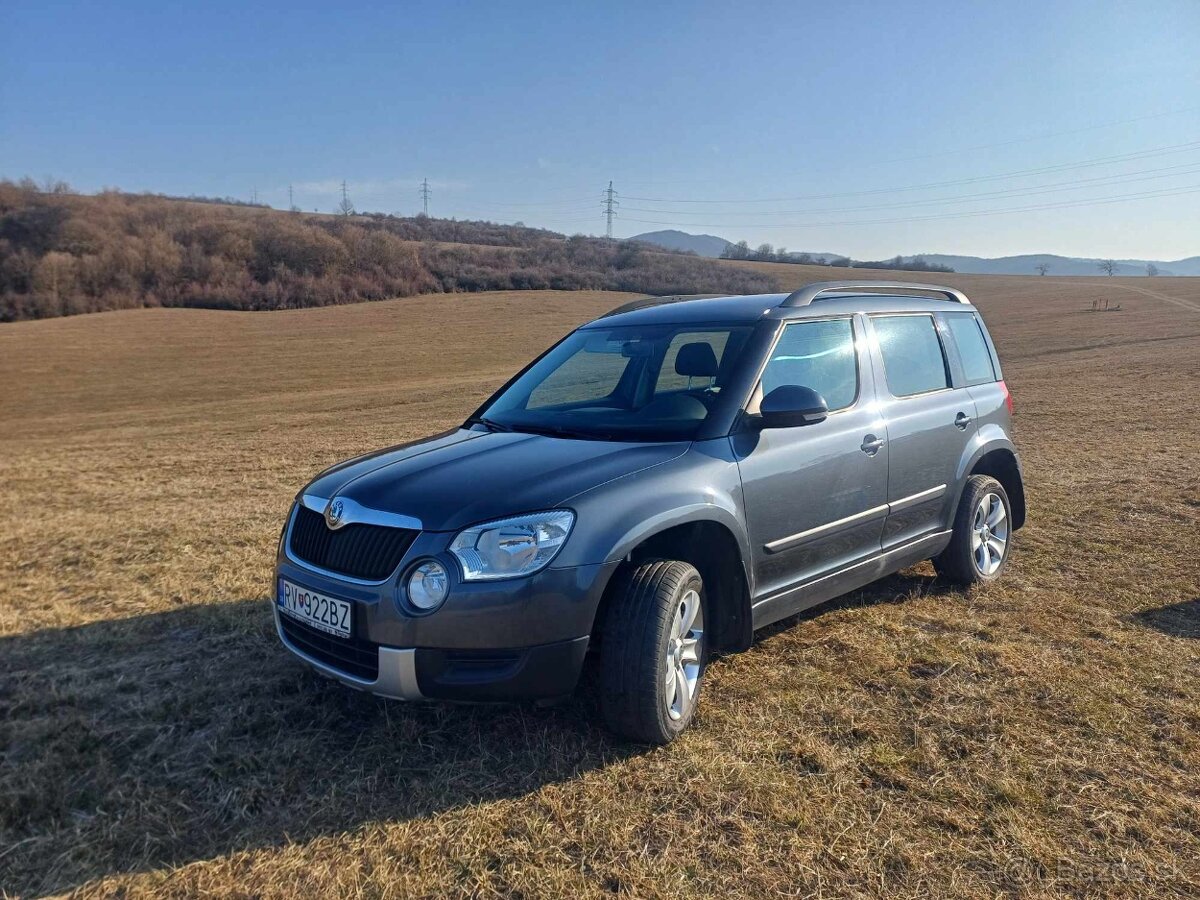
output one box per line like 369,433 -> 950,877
945,313 -> 997,384
761,318 -> 857,411
872,315 -> 950,397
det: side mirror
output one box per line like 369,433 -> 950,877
757,384 -> 829,428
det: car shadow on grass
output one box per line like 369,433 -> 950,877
1133,598 -> 1200,639
0,599 -> 645,896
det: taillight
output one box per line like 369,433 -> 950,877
999,380 -> 1013,414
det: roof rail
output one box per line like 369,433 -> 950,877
599,293 -> 728,318
781,280 -> 970,308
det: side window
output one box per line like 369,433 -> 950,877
872,314 -> 950,397
945,313 -> 997,384
655,331 -> 731,393
760,318 -> 857,411
527,350 -> 629,408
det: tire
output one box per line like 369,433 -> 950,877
598,559 -> 708,744
933,475 -> 1013,585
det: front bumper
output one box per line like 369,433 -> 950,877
273,529 -> 618,701
274,605 -> 591,701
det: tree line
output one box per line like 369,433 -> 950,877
0,180 -> 777,322
720,240 -> 954,273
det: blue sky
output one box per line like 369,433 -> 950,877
2,0 -> 1198,259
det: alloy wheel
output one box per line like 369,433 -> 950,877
664,589 -> 704,720
971,492 -> 1009,575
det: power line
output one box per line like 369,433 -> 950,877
617,181 -> 1200,229
618,160 -> 1200,218
865,105 -> 1200,169
462,196 -> 599,208
419,178 -> 431,216
621,139 -> 1200,204
602,181 -> 618,238
615,106 -> 1200,188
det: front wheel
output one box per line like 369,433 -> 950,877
598,559 -> 707,744
933,475 -> 1013,585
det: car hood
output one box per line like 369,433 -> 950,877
303,428 -> 688,533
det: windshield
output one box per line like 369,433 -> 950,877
474,323 -> 755,441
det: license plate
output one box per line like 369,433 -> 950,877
278,579 -> 352,638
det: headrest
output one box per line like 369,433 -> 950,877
675,342 -> 719,377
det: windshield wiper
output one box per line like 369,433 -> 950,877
466,416 -> 515,433
512,423 -> 613,441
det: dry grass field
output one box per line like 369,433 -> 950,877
2,274 -> 1199,898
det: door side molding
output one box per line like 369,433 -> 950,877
763,484 -> 947,553
764,503 -> 888,554
886,483 -> 947,513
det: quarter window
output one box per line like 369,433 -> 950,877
761,318 -> 857,411
945,313 -> 997,384
872,315 -> 950,397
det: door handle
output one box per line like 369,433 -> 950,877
861,435 -> 884,455
954,412 -> 972,430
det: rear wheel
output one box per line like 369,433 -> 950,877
934,475 -> 1013,585
598,559 -> 707,744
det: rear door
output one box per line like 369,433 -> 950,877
868,312 -> 978,548
942,310 -> 1009,433
732,315 -> 889,599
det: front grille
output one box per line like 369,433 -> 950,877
279,612 -> 379,681
289,504 -> 417,581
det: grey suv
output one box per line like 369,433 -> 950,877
274,281 -> 1025,743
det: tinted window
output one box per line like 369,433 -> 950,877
946,313 -> 996,384
761,318 -> 857,411
872,315 -> 949,397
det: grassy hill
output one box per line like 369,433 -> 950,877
0,181 -> 777,322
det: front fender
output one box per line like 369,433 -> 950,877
549,438 -> 752,578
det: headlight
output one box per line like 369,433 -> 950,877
449,510 -> 575,581
406,559 -> 450,611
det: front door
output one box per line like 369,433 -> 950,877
732,315 -> 889,601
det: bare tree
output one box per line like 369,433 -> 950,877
1146,262 -> 1159,276
720,240 -> 750,260
1098,259 -> 1118,276
1035,263 -> 1049,276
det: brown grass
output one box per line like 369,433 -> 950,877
2,280 -> 1199,898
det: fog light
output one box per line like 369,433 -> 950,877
406,560 -> 449,611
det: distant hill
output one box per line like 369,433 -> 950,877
632,230 -> 1197,276
629,230 -> 732,258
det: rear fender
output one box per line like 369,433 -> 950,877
952,427 -> 1026,529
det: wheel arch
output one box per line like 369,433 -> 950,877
591,516 -> 754,654
958,437 -> 1026,530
